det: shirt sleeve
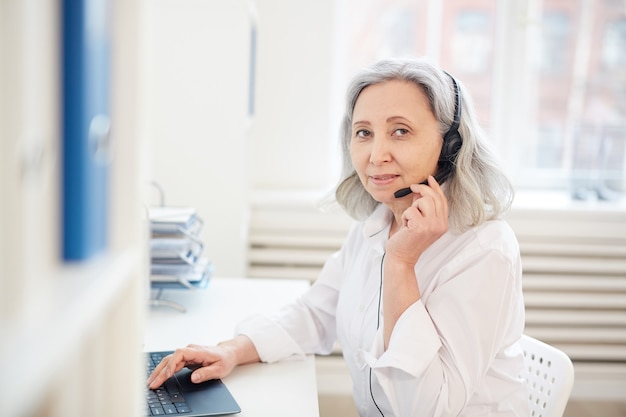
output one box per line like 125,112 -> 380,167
366,247 -> 523,417
235,246 -> 347,363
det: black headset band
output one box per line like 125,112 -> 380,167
443,71 -> 462,140
432,71 -> 463,184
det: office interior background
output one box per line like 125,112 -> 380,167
1,0 -> 625,416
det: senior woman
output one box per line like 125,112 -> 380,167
148,57 -> 528,417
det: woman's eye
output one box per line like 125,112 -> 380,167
355,129 -> 371,138
393,128 -> 409,137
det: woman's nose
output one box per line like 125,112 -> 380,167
369,138 -> 391,165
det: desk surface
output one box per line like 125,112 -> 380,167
145,277 -> 319,417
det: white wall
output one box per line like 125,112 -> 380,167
144,0 -> 340,276
247,0 -> 339,191
144,0 -> 253,276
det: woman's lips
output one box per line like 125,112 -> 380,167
369,174 -> 399,186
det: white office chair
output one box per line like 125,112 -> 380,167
519,334 -> 575,417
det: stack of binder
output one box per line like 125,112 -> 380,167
148,206 -> 213,290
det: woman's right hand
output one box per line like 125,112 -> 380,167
147,335 -> 259,389
386,175 -> 449,266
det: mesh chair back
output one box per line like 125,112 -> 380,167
519,334 -> 575,417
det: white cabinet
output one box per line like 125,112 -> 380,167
0,1 -> 146,415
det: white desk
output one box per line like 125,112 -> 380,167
145,277 -> 319,417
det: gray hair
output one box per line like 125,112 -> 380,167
334,57 -> 514,232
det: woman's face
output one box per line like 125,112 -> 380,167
350,79 -> 442,205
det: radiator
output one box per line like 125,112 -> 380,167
247,202 -> 354,281
247,198 -> 626,399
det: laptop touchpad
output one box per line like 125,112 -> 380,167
175,368 -> 222,392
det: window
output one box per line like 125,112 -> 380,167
336,0 -> 625,200
452,11 -> 491,74
602,18 -> 626,69
539,11 -> 570,74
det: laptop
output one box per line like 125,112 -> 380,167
146,351 -> 241,416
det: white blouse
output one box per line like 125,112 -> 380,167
236,204 -> 529,417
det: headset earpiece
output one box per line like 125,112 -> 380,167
436,72 -> 463,183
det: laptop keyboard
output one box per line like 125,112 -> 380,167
146,352 -> 192,415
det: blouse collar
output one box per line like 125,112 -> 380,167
362,204 -> 393,253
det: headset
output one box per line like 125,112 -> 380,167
394,72 -> 463,198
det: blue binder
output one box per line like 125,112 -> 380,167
61,0 -> 111,260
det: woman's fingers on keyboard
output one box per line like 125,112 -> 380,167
147,351 -> 185,389
147,354 -> 172,389
147,358 -> 165,388
147,346 -> 212,388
